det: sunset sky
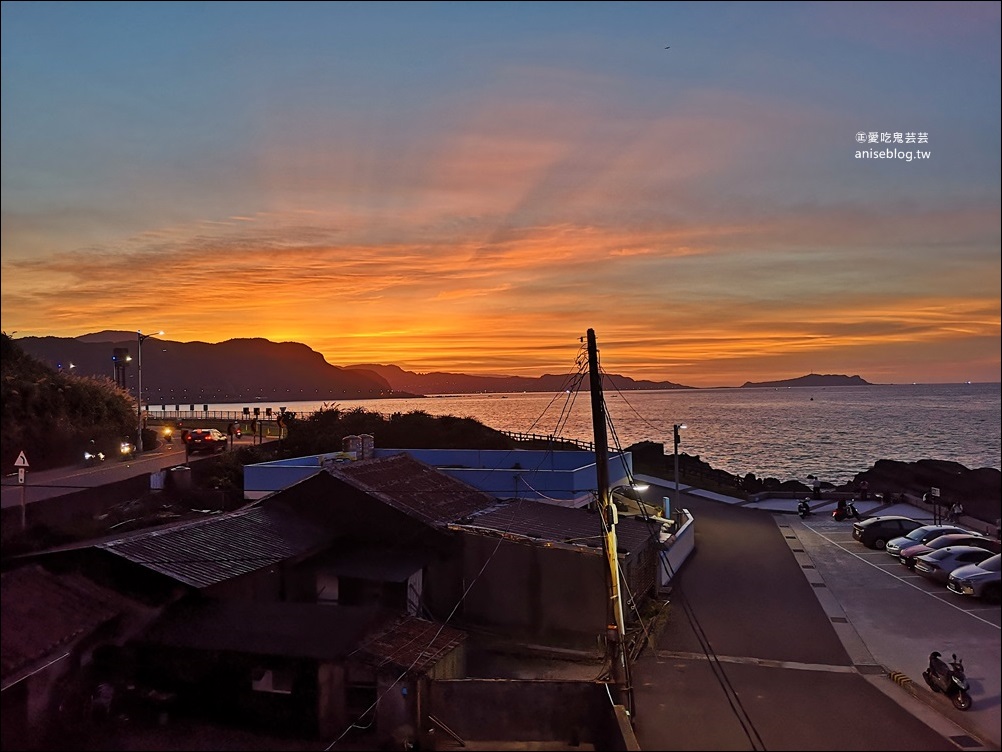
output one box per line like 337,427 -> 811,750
2,2 -> 999,387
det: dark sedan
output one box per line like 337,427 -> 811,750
186,428 -> 229,454
852,515 -> 925,550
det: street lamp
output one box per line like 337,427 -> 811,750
673,423 -> 687,512
609,481 -> 652,515
136,329 -> 163,454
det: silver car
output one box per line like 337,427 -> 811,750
884,524 -> 971,558
947,554 -> 1001,602
914,546 -> 997,585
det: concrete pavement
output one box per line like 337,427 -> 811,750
628,477 -> 1000,751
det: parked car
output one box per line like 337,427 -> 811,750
884,524 -> 973,559
186,428 -> 228,453
852,516 -> 925,550
898,533 -> 1001,570
913,546 -> 997,585
947,554 -> 1001,603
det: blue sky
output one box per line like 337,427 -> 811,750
2,1 -> 999,386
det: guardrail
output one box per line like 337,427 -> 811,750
498,430 -> 595,451
147,410 -> 285,422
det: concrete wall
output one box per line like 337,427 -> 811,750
659,508 -> 695,587
1,474 -> 150,543
457,532 -> 608,647
426,679 -> 638,750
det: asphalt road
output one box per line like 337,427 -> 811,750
1,437 -> 257,509
631,481 -> 1000,751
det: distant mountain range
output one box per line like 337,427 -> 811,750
14,332 -> 871,402
342,363 -> 692,395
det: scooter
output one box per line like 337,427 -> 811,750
163,426 -> 174,445
832,500 -> 860,521
798,499 -> 811,518
923,651 -> 972,711
83,442 -> 106,466
119,439 -> 135,461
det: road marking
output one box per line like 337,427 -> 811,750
653,650 -> 859,673
800,521 -> 1001,630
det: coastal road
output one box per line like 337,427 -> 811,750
0,437 -> 256,510
631,480 -> 999,751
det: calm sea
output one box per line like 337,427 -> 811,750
193,383 -> 1000,485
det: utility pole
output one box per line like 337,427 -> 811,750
586,328 -> 634,718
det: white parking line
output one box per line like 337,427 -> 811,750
802,522 -> 1000,630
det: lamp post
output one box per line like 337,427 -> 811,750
610,482 -> 651,514
136,329 -> 163,454
673,423 -> 687,512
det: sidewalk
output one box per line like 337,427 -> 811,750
633,473 -> 941,522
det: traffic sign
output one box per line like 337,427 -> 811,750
15,451 -> 29,468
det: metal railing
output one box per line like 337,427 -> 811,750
146,410 -> 284,422
498,430 -> 595,451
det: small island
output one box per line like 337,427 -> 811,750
740,373 -> 873,388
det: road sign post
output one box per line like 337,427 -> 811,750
14,451 -> 29,531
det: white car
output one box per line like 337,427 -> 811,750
947,553 -> 1001,603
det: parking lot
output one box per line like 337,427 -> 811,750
788,513 -> 1001,747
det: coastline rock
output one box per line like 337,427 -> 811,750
629,443 -> 1000,526
847,459 -> 1000,524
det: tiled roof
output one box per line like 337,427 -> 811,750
97,503 -> 333,588
138,600 -> 380,660
356,615 -> 467,674
329,453 -> 499,526
459,501 -> 660,555
1,565 -> 127,689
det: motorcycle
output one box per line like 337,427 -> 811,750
798,499 -> 811,518
119,439 -> 135,461
832,500 -> 860,521
83,442 -> 106,466
163,426 -> 174,445
923,651 -> 972,711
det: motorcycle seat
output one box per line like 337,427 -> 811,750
930,656 -> 950,674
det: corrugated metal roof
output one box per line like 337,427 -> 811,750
1,565 -> 128,689
356,615 -> 467,674
459,501 -> 660,555
329,453 -> 499,526
96,504 -> 333,589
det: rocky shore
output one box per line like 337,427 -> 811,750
629,442 -> 1001,527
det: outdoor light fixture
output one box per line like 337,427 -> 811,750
609,481 -> 652,515
136,329 -> 164,454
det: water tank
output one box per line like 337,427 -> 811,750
360,434 -> 374,459
343,435 -> 362,456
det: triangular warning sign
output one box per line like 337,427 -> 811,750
14,451 -> 29,468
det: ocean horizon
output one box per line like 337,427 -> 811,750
163,382 -> 1001,485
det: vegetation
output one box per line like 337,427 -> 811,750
281,404 -> 525,456
1,332 -> 138,473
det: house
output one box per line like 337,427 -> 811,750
3,452 -> 656,748
270,453 -> 662,649
0,565 -> 151,750
132,599 -> 467,741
